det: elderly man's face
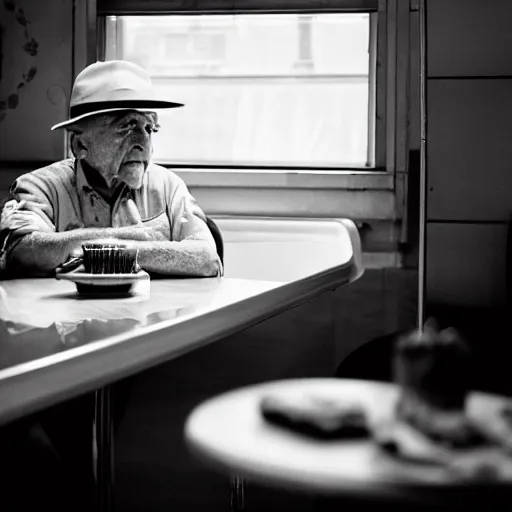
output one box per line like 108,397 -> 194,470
74,110 -> 158,190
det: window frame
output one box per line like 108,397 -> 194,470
94,0 -> 398,174
96,0 -> 380,16
101,11 -> 378,171
74,0 -> 412,248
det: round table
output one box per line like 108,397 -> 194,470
184,378 -> 512,509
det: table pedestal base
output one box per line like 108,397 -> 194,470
93,386 -> 114,512
230,476 -> 245,511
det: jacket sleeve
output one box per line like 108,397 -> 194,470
167,178 -> 224,276
0,173 -> 56,271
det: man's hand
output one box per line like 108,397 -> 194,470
114,197 -> 144,227
114,198 -> 168,242
6,223 -> 169,276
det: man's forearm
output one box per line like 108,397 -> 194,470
134,240 -> 221,277
7,226 -> 166,276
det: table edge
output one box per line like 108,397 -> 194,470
0,261 -> 359,425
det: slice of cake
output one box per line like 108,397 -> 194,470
393,322 -> 484,448
260,393 -> 369,439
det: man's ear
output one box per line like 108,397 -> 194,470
70,133 -> 88,160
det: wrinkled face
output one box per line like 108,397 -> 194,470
71,110 -> 159,190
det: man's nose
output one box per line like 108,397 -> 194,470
131,128 -> 151,151
132,143 -> 147,153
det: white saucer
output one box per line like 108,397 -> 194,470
56,266 -> 149,294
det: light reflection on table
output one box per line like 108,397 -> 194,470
0,276 -> 278,372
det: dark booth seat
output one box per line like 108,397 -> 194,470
336,218 -> 512,398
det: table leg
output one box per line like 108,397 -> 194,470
93,386 -> 114,512
230,476 -> 245,511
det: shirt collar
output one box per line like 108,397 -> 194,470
75,159 -> 92,192
75,159 -> 134,199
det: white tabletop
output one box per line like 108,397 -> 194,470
185,379 -> 512,503
0,258 -> 357,425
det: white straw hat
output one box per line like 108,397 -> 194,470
51,60 -> 183,130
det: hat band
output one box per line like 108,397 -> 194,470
70,100 -> 180,120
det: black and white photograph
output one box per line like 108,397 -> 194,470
1,1 -> 512,511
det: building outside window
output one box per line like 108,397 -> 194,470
105,13 -> 371,169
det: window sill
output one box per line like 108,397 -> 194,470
167,167 -> 397,221
169,168 -> 394,190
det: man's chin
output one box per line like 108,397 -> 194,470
118,163 -> 146,189
122,177 -> 145,190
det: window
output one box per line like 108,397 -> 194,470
103,11 -> 375,169
92,0 -> 412,262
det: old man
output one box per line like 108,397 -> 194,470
0,60 -> 222,278
0,60 -> 222,511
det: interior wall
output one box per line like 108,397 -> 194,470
0,0 -> 72,162
426,0 -> 512,307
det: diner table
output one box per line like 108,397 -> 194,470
0,242 -> 361,511
185,378 -> 512,510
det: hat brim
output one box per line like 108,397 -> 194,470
51,101 -> 184,131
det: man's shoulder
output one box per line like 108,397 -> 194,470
16,159 -> 75,187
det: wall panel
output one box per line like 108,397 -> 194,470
426,222 -> 507,306
427,79 -> 512,221
427,0 -> 512,78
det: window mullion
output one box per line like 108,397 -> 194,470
384,0 -> 396,172
366,12 -> 377,168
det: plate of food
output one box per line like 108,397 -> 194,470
258,320 -> 512,488
375,320 -> 512,482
